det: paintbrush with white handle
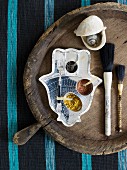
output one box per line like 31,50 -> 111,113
100,43 -> 115,136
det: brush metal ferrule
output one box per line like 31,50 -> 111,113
104,72 -> 112,90
118,83 -> 123,95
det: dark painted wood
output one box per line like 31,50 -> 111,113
23,2 -> 127,155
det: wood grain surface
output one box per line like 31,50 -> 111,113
24,2 -> 127,155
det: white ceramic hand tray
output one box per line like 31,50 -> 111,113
39,48 -> 102,126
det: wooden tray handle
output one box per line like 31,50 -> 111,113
13,123 -> 42,145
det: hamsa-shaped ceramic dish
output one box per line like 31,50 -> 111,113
39,48 -> 102,127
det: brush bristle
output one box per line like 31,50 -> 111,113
116,65 -> 125,82
100,43 -> 115,72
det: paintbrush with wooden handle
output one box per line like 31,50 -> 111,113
100,43 -> 115,136
116,64 -> 125,132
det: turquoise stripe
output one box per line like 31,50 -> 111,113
81,1 -> 92,170
44,0 -> 54,30
7,0 -> 19,170
117,0 -> 127,4
118,150 -> 127,170
45,133 -> 56,170
82,154 -> 92,170
81,0 -> 90,6
44,0 -> 56,170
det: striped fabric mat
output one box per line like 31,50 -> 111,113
0,0 -> 127,169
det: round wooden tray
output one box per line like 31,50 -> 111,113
23,2 -> 127,155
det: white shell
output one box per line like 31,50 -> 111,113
74,15 -> 107,51
74,15 -> 106,36
86,34 -> 98,46
82,31 -> 106,51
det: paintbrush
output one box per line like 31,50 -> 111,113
100,43 -> 115,136
116,65 -> 125,132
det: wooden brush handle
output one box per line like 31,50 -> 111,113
118,95 -> 122,132
105,92 -> 111,136
104,72 -> 112,136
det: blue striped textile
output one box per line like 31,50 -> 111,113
7,0 -> 19,170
